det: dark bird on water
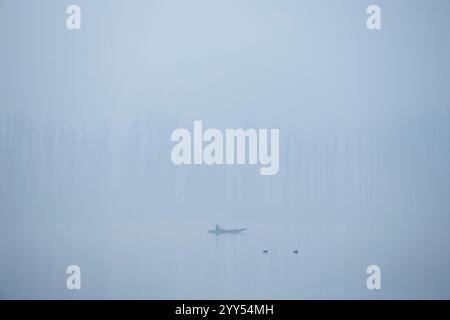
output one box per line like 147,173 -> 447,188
293,250 -> 299,254
262,250 -> 268,254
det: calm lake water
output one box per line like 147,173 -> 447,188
1,219 -> 449,299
